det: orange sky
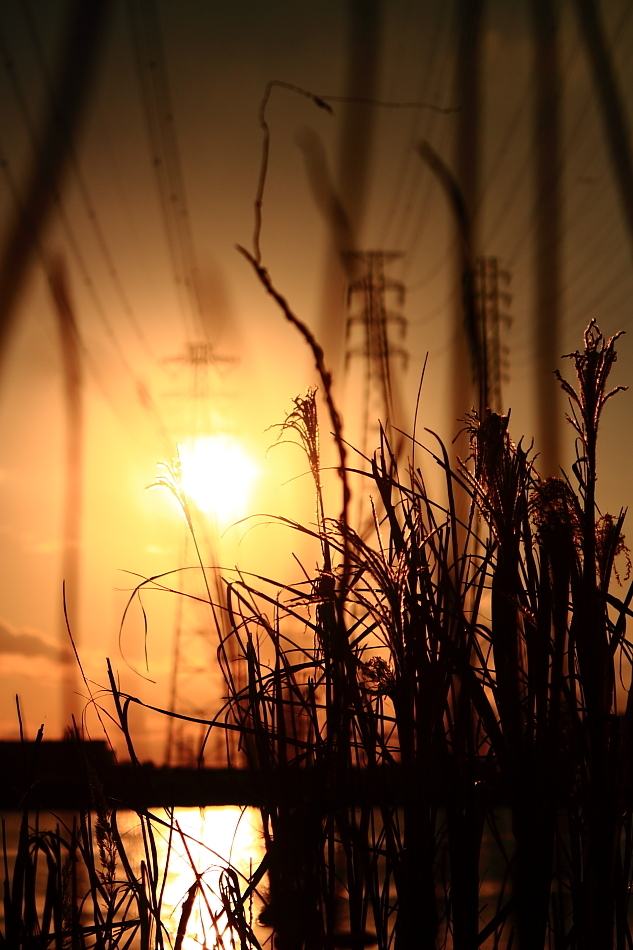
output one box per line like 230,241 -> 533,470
0,0 -> 632,760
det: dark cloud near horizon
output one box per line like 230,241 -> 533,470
0,620 -> 62,661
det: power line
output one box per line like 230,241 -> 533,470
0,0 -> 111,359
572,0 -> 633,263
379,0 -> 456,253
0,121 -> 172,451
127,0 -> 210,341
16,2 -> 158,361
0,4 -> 173,449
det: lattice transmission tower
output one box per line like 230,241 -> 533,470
344,251 -> 408,461
473,257 -> 512,415
163,340 -> 235,767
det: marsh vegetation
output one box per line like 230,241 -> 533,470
3,321 -> 633,949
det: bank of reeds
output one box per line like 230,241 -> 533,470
3,321 -> 632,949
212,320 -> 633,949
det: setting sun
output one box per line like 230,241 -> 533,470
177,434 -> 258,525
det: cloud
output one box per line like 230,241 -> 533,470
0,620 -> 63,661
28,539 -> 64,555
0,525 -> 63,555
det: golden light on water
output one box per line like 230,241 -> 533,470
120,807 -> 265,949
177,435 -> 259,526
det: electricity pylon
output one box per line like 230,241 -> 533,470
344,251 -> 408,525
163,340 -> 235,767
473,257 -> 512,415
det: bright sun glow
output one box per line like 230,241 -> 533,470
177,435 -> 258,525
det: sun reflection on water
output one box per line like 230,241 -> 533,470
119,806 -> 265,949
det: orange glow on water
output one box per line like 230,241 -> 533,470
120,807 -> 265,949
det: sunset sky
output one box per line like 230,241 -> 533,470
0,0 -> 631,759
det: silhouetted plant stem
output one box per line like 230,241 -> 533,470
236,244 -> 351,596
